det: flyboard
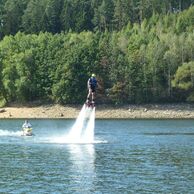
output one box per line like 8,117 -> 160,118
85,99 -> 95,109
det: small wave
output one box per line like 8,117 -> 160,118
39,136 -> 108,144
0,129 -> 23,136
144,132 -> 194,136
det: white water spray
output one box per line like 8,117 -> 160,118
0,129 -> 22,136
82,107 -> 95,143
53,104 -> 96,144
67,105 -> 95,143
68,104 -> 87,140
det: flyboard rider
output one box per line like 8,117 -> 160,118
86,73 -> 97,107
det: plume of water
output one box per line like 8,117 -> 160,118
52,104 -> 96,144
68,104 -> 87,140
82,107 -> 95,143
67,105 -> 95,143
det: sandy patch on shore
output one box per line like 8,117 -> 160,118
0,104 -> 194,119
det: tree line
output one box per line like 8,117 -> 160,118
0,0 -> 194,39
0,2 -> 194,105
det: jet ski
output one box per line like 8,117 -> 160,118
22,127 -> 33,136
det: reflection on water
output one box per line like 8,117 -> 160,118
67,145 -> 96,193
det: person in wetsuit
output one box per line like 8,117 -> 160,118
87,73 -> 97,104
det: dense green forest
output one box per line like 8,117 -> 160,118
0,0 -> 194,37
0,0 -> 194,105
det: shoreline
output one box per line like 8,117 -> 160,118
0,103 -> 194,119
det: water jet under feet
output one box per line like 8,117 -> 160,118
54,104 -> 96,144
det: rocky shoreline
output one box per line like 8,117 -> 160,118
0,104 -> 194,119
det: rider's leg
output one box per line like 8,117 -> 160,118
92,92 -> 95,102
87,89 -> 92,101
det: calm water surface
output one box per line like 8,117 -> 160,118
0,119 -> 194,193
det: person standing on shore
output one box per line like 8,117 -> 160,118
87,73 -> 97,104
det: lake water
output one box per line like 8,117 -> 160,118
0,119 -> 194,193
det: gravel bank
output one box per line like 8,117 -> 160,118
0,104 -> 194,119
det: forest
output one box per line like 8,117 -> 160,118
0,0 -> 194,105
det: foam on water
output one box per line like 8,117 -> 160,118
0,129 -> 23,136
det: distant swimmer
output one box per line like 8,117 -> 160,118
22,120 -> 33,136
86,73 -> 97,107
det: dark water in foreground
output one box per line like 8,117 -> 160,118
0,119 -> 194,193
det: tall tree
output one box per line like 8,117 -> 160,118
3,0 -> 28,35
45,0 -> 63,33
172,62 -> 194,102
0,0 -> 7,39
22,0 -> 48,33
73,0 -> 94,32
60,0 -> 74,32
113,0 -> 133,30
92,0 -> 114,31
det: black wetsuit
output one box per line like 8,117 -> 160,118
89,77 -> 97,92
